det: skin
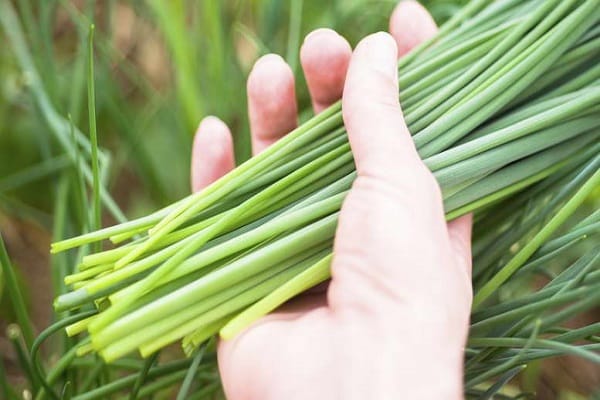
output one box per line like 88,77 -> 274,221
191,2 -> 472,399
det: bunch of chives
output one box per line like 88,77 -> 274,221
50,0 -> 600,362
31,158 -> 599,400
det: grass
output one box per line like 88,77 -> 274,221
0,0 -> 598,399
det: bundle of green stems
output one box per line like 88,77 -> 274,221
51,0 -> 600,362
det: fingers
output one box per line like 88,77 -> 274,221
191,116 -> 235,192
247,54 -> 298,155
447,214 -> 473,279
248,29 -> 351,156
341,32 -> 423,183
300,28 -> 352,113
389,0 -> 438,57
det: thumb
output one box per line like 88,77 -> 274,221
341,32 -> 422,181
329,32 -> 452,317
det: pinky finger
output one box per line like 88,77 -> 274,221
191,116 -> 236,192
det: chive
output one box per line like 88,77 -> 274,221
34,347 -> 79,400
93,251 -> 317,357
474,163 -> 600,308
38,1 -> 600,383
468,337 -> 600,365
175,344 -> 206,400
127,352 -> 158,400
0,234 -> 34,349
7,324 -> 39,392
68,360 -> 196,400
221,253 -> 332,339
0,358 -> 17,400
135,256 -> 322,359
31,311 -> 97,400
468,321 -> 540,389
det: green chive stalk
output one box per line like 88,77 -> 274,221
50,0 -> 600,366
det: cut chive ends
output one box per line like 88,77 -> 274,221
220,253 -> 332,340
48,1 -> 600,383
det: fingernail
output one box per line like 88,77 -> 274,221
304,28 -> 337,44
253,53 -> 285,69
199,116 -> 227,133
362,32 -> 397,77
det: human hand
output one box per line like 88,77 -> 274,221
191,2 -> 472,399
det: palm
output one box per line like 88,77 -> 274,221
219,307 -> 334,399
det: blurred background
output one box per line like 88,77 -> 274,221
0,0 -> 596,399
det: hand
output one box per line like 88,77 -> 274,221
190,2 -> 472,399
